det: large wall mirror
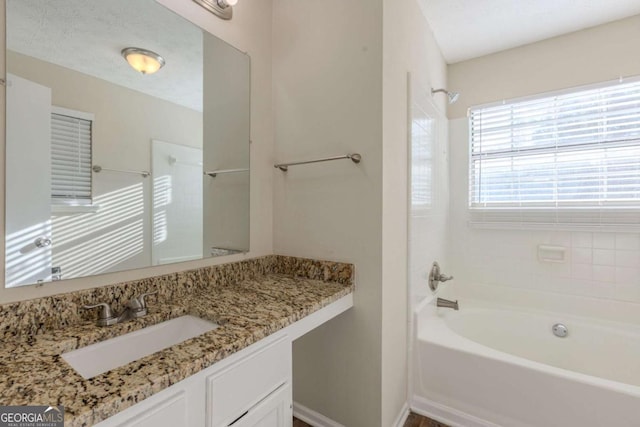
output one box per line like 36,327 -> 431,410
5,0 -> 250,288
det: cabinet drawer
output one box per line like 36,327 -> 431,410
231,383 -> 292,427
206,335 -> 291,427
110,391 -> 188,427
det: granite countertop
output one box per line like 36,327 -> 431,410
0,257 -> 354,426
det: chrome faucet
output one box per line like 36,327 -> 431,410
429,261 -> 454,291
83,291 -> 157,326
436,297 -> 459,310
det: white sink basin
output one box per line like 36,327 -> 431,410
62,315 -> 219,379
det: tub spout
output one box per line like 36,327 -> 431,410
437,297 -> 459,310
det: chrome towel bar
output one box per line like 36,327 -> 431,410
204,168 -> 249,177
92,165 -> 150,178
274,153 -> 362,172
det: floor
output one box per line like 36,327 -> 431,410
293,413 -> 448,427
403,412 -> 450,427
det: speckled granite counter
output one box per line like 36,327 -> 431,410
0,255 -> 354,426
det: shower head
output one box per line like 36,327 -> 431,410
431,88 -> 460,104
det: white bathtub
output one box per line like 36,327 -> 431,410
413,290 -> 640,427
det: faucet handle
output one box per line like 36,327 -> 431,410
137,291 -> 158,309
82,302 -> 118,326
429,261 -> 454,291
82,302 -> 114,318
123,291 -> 158,319
126,297 -> 144,311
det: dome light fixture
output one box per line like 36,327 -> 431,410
121,48 -> 166,75
192,0 -> 239,20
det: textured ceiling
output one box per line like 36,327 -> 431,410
7,0 -> 203,111
419,0 -> 640,64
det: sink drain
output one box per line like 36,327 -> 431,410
552,323 -> 568,338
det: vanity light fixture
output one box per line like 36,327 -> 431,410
121,48 -> 165,75
431,88 -> 460,104
192,0 -> 239,20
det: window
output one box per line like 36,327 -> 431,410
469,78 -> 640,228
411,108 -> 434,210
51,107 -> 93,204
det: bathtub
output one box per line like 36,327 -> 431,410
412,288 -> 640,427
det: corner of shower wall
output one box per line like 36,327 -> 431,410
407,77 -> 451,310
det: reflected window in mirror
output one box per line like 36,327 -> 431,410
51,107 -> 94,207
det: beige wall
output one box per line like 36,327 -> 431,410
202,33 -> 250,254
8,51 -> 203,164
273,0 -> 447,424
0,0 -> 274,302
272,0 -> 383,425
448,15 -> 640,304
448,14 -> 640,119
381,0 -> 448,424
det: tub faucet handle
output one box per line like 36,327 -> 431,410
429,261 -> 454,291
438,273 -> 453,282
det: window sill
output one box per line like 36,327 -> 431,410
51,204 -> 100,215
467,207 -> 640,232
467,221 -> 640,232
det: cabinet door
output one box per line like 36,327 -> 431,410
207,335 -> 291,427
232,384 -> 292,427
98,391 -> 190,427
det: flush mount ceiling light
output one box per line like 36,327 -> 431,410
121,48 -> 166,75
192,0 -> 238,20
431,88 -> 460,104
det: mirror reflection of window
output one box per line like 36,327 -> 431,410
51,107 -> 93,206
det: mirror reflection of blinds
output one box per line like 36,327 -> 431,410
51,113 -> 92,201
468,78 -> 640,228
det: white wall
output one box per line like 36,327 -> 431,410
0,0 -> 274,302
382,0 -> 448,425
448,15 -> 640,305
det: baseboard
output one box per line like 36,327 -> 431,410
392,402 -> 410,427
411,395 -> 500,427
293,402 -> 345,427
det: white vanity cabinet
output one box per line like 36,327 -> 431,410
95,333 -> 292,427
93,294 -> 353,427
206,334 -> 291,427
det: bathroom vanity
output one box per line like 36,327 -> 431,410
0,256 -> 354,426
0,2 -> 355,426
96,325 -> 292,427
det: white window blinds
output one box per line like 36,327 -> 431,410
51,111 -> 92,202
469,78 -> 640,228
411,114 -> 434,209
